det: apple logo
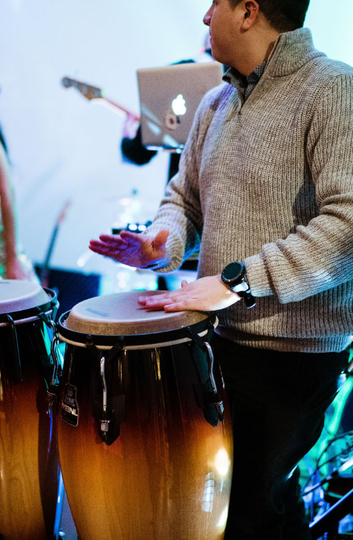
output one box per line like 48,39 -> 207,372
172,94 -> 187,116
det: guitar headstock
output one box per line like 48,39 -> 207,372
61,77 -> 103,101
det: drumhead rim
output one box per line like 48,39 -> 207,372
64,291 -> 210,337
0,287 -> 58,326
57,310 -> 217,349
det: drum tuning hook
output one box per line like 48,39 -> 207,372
186,325 -> 224,424
203,341 -> 225,422
203,342 -> 217,393
100,356 -> 110,434
51,335 -> 63,387
84,340 -> 125,443
46,335 -> 64,415
36,307 -> 54,330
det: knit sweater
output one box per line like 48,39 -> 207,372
146,28 -> 353,353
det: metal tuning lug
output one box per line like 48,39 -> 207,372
51,334 -> 63,388
100,356 -> 111,435
203,341 -> 225,422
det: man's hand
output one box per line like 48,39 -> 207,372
122,114 -> 139,139
89,229 -> 169,268
138,275 -> 241,312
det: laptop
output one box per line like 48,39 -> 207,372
137,61 -> 224,151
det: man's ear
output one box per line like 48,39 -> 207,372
242,0 -> 260,29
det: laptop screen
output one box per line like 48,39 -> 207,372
137,61 -> 224,151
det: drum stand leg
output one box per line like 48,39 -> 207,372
309,487 -> 353,539
53,471 -> 66,540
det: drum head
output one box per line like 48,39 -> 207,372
0,280 -> 50,314
64,291 -> 209,336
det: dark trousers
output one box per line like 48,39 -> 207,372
211,334 -> 349,540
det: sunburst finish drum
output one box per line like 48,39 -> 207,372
57,291 -> 233,540
0,280 -> 60,540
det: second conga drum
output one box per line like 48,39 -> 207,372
57,291 -> 233,540
0,280 -> 61,540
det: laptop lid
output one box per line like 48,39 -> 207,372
137,61 -> 224,151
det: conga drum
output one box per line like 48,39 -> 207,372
0,280 -> 62,540
57,291 -> 233,540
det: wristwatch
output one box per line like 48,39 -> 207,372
221,261 -> 256,309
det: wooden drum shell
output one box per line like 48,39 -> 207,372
58,295 -> 233,540
0,316 -> 60,540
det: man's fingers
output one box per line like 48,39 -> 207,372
140,295 -> 171,308
119,230 -> 142,242
90,240 -> 118,252
89,240 -> 110,254
99,234 -> 128,245
164,302 -> 186,312
138,295 -> 163,307
143,291 -> 193,311
93,229 -> 169,256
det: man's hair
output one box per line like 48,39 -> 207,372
229,0 -> 310,33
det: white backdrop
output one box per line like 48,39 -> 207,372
0,0 -> 352,281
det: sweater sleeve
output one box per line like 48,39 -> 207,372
245,74 -> 353,303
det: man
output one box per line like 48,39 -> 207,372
90,0 -> 353,538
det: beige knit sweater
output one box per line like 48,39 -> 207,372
146,28 -> 353,353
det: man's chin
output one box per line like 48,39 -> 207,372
211,47 -> 227,66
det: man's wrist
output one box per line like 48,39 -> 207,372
221,261 -> 256,308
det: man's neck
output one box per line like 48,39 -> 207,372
235,30 -> 280,76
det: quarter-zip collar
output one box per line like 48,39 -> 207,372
223,27 -> 326,97
232,60 -> 267,103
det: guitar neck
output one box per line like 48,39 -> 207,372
101,97 -> 140,121
62,77 -> 140,121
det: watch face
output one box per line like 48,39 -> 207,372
222,261 -> 242,281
